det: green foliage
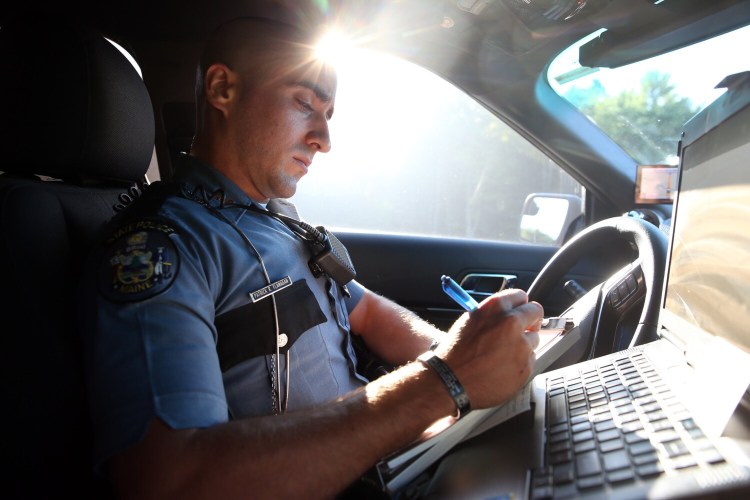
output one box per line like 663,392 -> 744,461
565,71 -> 698,163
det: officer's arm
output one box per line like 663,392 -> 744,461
109,290 -> 542,500
109,363 -> 454,500
348,289 -> 444,365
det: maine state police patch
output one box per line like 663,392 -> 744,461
98,219 -> 180,302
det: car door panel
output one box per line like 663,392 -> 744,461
336,231 -> 614,330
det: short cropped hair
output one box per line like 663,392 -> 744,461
194,17 -> 320,133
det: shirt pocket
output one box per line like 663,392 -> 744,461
214,279 -> 326,372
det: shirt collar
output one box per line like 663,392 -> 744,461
173,154 -> 262,208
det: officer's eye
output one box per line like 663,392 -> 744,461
297,98 -> 314,113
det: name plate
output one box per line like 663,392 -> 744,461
249,276 -> 293,302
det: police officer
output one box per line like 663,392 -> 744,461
79,17 -> 544,499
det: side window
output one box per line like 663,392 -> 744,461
294,50 -> 583,246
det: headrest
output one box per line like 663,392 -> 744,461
0,18 -> 154,184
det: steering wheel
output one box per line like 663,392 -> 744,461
527,215 -> 669,359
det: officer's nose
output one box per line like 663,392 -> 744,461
307,118 -> 331,153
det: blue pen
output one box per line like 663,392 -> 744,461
441,275 -> 479,312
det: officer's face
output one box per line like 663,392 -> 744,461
233,58 -> 336,202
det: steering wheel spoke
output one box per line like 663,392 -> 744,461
590,261 -> 649,357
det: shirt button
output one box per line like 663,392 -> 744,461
277,333 -> 288,348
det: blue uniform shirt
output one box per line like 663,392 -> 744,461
79,155 -> 366,468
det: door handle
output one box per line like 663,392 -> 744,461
459,273 -> 517,299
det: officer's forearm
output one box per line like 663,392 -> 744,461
109,360 -> 455,500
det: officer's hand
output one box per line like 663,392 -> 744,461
435,289 -> 543,410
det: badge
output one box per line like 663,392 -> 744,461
97,219 -> 180,302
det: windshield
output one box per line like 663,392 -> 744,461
548,25 -> 750,165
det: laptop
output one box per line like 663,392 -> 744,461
423,72 -> 750,499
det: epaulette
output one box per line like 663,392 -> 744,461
109,181 -> 183,225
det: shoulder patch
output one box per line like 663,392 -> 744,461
97,219 -> 180,302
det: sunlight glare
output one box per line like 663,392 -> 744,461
315,30 -> 355,67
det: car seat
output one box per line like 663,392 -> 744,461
0,18 -> 154,497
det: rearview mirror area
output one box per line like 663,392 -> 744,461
520,193 -> 583,245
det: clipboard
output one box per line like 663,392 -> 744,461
374,317 -> 578,493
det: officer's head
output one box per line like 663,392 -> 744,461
192,17 -> 336,202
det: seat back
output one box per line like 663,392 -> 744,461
0,18 -> 154,497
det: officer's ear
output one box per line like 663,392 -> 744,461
203,63 -> 238,118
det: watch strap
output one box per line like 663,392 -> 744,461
417,350 -> 471,418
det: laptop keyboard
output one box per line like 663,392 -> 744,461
530,351 -> 727,499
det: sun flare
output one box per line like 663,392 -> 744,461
315,29 -> 357,67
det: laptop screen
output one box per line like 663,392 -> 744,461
662,77 -> 750,355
